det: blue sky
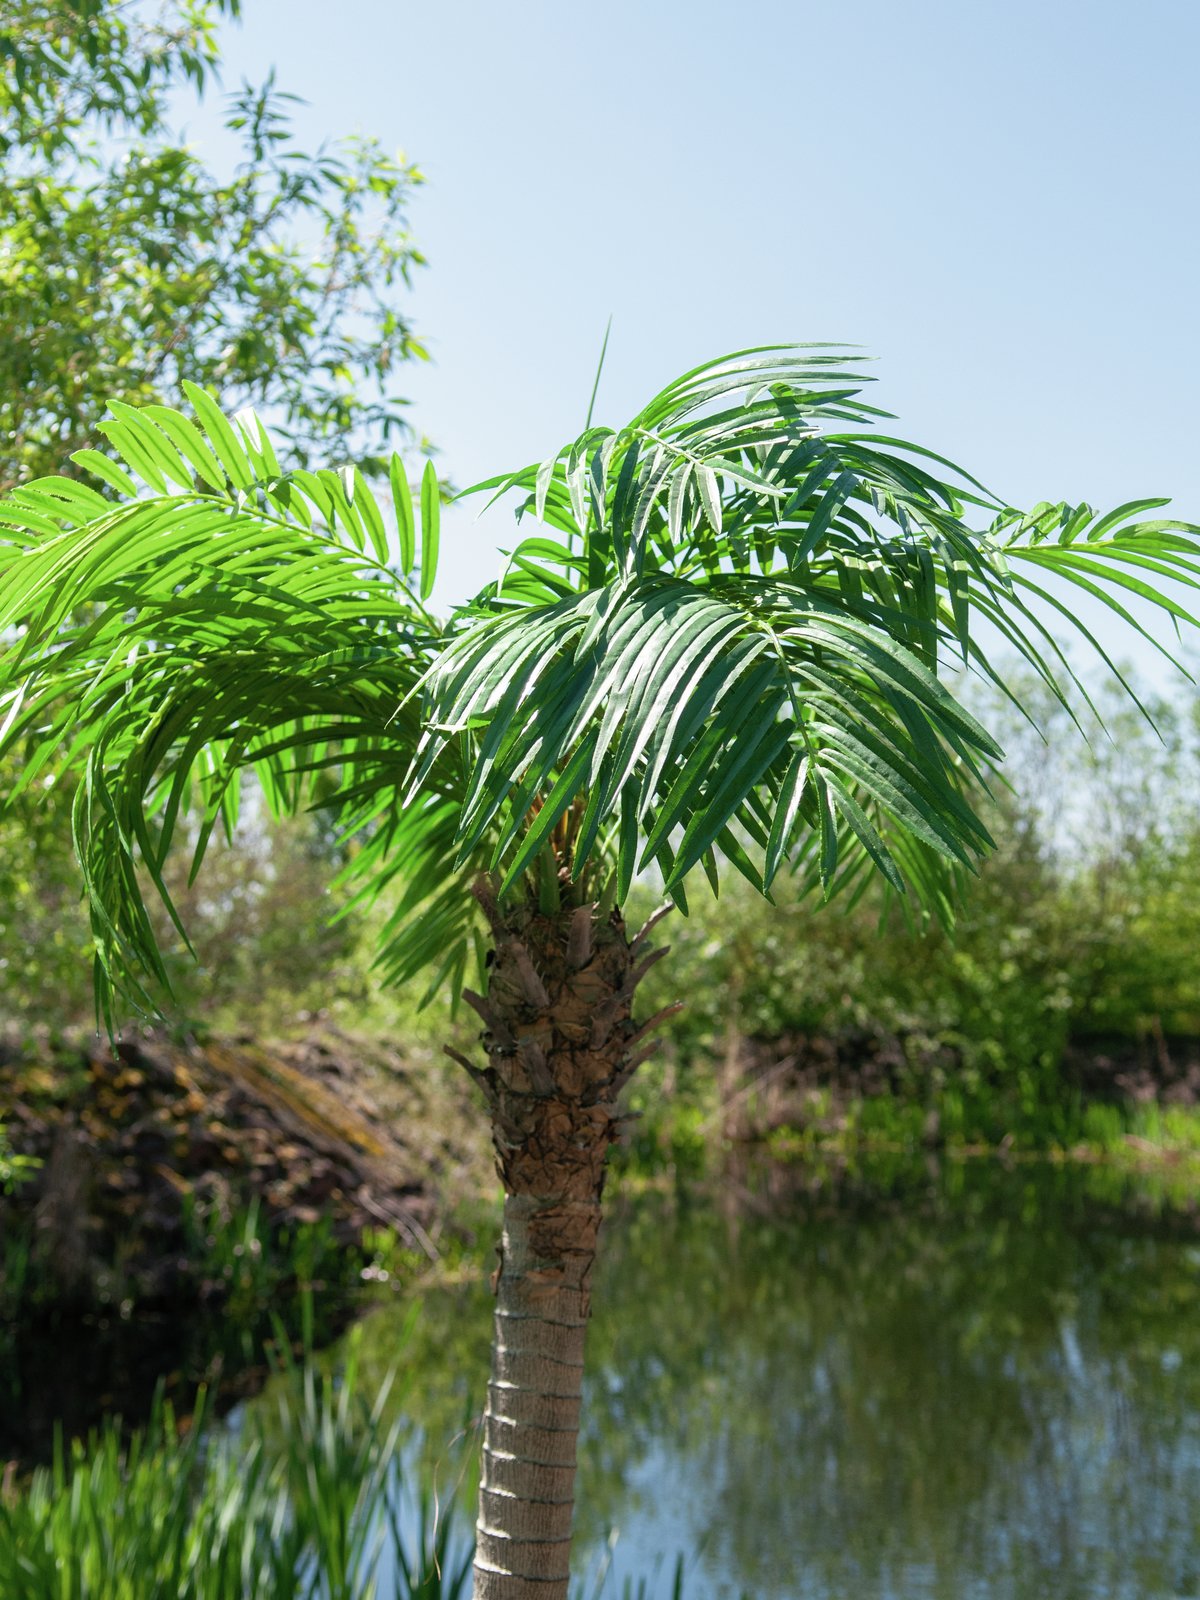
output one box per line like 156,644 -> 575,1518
191,0 -> 1199,691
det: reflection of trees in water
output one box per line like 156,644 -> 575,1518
331,1162 -> 1200,1597
580,1163 -> 1200,1598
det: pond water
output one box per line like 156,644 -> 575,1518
312,1158 -> 1200,1600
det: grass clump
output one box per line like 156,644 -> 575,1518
0,1334 -> 473,1600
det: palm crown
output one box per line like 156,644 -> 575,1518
1,346 -> 1197,1027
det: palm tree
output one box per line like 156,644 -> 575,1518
2,347 -> 1198,1598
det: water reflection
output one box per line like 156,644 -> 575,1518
346,1159 -> 1200,1599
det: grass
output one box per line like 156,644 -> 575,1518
1081,1099 -> 1200,1155
0,1328 -> 472,1600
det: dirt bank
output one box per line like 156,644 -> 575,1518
0,1023 -> 490,1311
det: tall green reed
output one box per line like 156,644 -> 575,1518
0,1335 -> 471,1600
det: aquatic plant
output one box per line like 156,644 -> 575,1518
0,1344 -> 471,1600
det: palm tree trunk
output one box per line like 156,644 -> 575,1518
449,881 -> 673,1600
472,1192 -> 598,1598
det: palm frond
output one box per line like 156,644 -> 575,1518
0,392 -> 456,1022
437,345 -> 1200,915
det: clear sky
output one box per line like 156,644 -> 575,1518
189,0 -> 1199,691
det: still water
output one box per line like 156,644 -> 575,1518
326,1160 -> 1200,1600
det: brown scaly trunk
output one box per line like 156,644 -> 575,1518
447,877 -> 674,1600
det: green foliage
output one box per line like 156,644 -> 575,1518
0,1188 -> 360,1341
0,761 -> 94,1020
0,1122 -> 39,1195
1,0 -> 428,493
178,1194 -> 351,1318
0,760 -> 363,1027
641,809 -> 1068,1066
1,1 -> 239,158
1070,835 -> 1200,1038
151,798 -> 367,1030
0,1341 -> 474,1600
1,351 -> 1197,1025
989,674 -> 1200,1043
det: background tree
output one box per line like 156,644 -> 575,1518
1,0 -> 428,491
1,347 -> 1197,1598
